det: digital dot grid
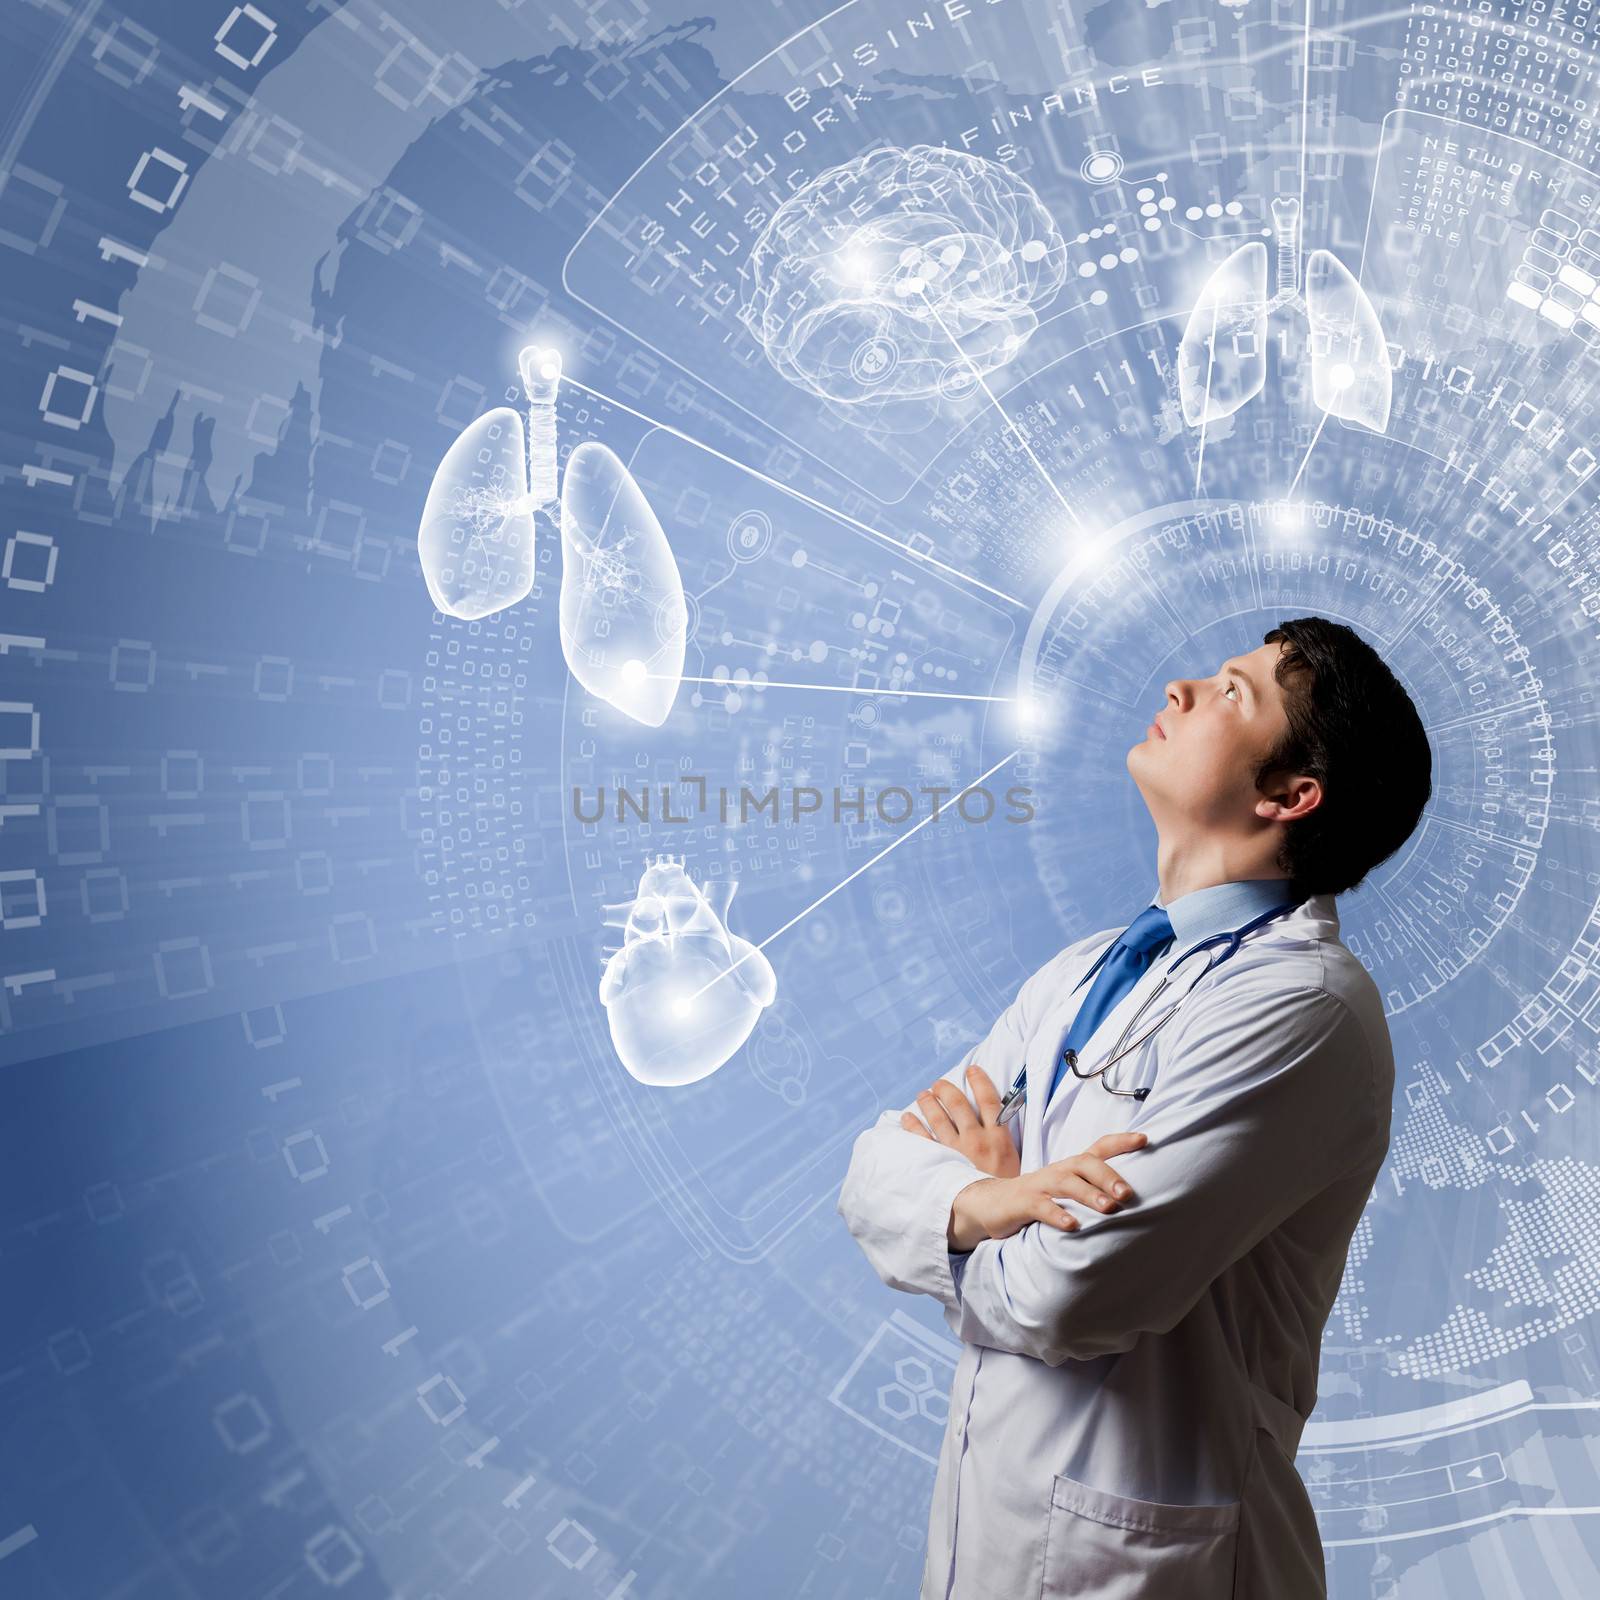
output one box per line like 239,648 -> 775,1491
1390,1300 -> 1553,1383
1135,180 -> 1179,233
1132,182 -> 1184,233
885,649 -> 914,690
1070,223 -> 1141,285
1060,169 -> 1163,301
1339,1051 -> 1541,1360
1329,1212 -> 1375,1342
1183,200 -> 1245,222
1389,1078 -> 1491,1194
1380,1070 -> 1600,1379
1462,1158 -> 1600,1321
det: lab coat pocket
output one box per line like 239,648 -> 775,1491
1039,1472 -> 1241,1600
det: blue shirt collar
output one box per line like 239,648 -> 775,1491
1153,878 -> 1297,957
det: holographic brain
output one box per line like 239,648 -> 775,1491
739,145 -> 1068,423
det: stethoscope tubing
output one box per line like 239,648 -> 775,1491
995,900 -> 1301,1124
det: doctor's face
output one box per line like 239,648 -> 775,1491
1127,640 -> 1294,829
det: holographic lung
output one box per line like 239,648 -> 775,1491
1179,195 -> 1391,435
739,144 -> 1067,428
416,340 -> 689,722
559,440 -> 686,728
1177,240 -> 1268,426
416,346 -> 562,621
1305,249 -> 1394,432
415,407 -> 536,620
598,857 -> 777,1087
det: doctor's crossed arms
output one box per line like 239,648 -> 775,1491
902,1063 -> 1021,1177
899,1064 -> 1146,1251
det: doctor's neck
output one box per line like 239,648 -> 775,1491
1152,827 -> 1291,905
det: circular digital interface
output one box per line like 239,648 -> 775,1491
1018,497 -> 1555,1018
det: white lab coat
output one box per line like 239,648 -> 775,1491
837,894 -> 1392,1599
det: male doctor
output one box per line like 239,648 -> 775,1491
837,617 -> 1431,1599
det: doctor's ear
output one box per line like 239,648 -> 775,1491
1254,770 -> 1323,824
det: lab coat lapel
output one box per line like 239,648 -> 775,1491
1020,926 -> 1125,1163
1021,896 -> 1339,1161
1037,954 -> 1171,1147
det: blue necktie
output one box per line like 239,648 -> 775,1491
1047,905 -> 1176,1104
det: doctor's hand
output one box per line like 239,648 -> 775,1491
900,1065 -> 1020,1179
945,1132 -> 1148,1253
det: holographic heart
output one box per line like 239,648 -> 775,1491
598,857 -> 776,1087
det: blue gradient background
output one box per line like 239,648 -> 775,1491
5,1 -> 1600,1596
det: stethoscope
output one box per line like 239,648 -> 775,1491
995,900 -> 1302,1126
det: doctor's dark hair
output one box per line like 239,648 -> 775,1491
1255,617 -> 1431,898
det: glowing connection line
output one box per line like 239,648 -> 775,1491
557,373 -> 1031,612
678,747 -> 1022,1007
919,293 -> 1085,531
652,671 -> 1016,705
